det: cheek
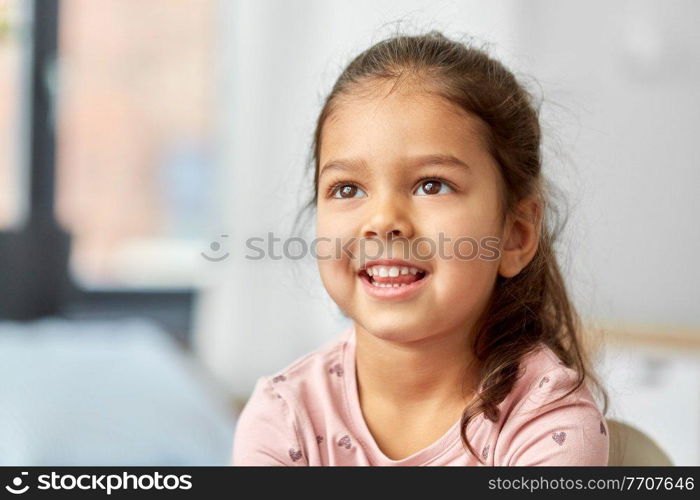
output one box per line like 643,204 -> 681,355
430,252 -> 500,322
316,253 -> 357,318
316,204 -> 353,237
316,212 -> 355,300
422,208 -> 503,262
423,200 -> 502,302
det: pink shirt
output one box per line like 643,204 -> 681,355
231,325 -> 609,466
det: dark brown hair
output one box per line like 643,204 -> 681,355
295,30 -> 608,463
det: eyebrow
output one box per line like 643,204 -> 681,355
319,153 -> 472,178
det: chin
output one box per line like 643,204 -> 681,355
356,316 -> 432,344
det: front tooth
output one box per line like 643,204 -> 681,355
409,267 -> 418,275
378,267 -> 389,277
389,266 -> 400,277
400,267 -> 409,275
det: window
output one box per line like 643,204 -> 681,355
0,0 -> 27,230
55,0 -> 217,288
0,0 -> 217,342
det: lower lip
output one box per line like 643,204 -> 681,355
358,272 -> 429,301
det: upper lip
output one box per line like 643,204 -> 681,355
359,258 -> 429,274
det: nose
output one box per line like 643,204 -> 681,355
360,194 -> 414,241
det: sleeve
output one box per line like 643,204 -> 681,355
494,366 -> 609,466
230,376 -> 308,466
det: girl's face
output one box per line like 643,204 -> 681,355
315,81 -> 508,343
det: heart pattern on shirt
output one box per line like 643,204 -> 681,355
482,444 -> 489,460
272,374 -> 287,383
328,363 -> 344,377
552,431 -> 567,446
289,448 -> 302,461
538,376 -> 550,388
337,435 -> 352,449
316,435 -> 324,444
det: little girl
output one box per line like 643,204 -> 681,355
231,31 -> 609,466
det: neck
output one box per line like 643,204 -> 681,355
353,323 -> 480,414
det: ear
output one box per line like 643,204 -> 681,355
498,197 -> 542,278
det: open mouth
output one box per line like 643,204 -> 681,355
358,265 -> 428,288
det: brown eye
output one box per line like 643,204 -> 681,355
332,184 -> 366,199
340,185 -> 356,197
423,181 -> 440,194
415,179 -> 451,196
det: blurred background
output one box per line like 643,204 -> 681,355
0,0 -> 698,465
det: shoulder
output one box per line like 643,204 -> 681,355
264,326 -> 351,408
231,375 -> 302,465
231,327 -> 351,465
492,344 -> 609,466
504,344 -> 584,411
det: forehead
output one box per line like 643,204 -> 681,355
319,82 -> 492,167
